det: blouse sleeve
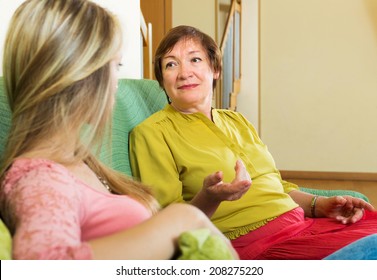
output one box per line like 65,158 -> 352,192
4,164 -> 93,259
281,179 -> 300,193
129,124 -> 185,207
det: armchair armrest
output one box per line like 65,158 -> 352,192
300,187 -> 369,202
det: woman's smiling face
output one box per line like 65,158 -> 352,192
161,38 -> 219,114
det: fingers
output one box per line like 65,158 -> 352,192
352,199 -> 375,212
342,196 -> 375,217
202,160 -> 252,202
206,176 -> 250,202
224,184 -> 250,201
203,171 -> 223,188
234,159 -> 251,182
228,180 -> 251,196
333,196 -> 374,213
326,196 -> 370,224
336,207 -> 365,224
350,208 -> 365,223
364,203 -> 375,211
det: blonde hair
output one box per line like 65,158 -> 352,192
1,0 -> 159,221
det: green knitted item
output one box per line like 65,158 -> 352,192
177,228 -> 235,260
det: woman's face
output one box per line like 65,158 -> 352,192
161,38 -> 219,113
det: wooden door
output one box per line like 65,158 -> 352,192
140,0 -> 172,79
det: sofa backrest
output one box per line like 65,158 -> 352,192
101,79 -> 168,176
0,77 -> 168,177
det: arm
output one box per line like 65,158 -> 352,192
288,189 -> 316,217
130,125 -> 186,207
89,203 -> 238,259
8,168 -> 91,259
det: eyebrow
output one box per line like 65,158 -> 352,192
163,50 -> 203,60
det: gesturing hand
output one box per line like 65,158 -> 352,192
202,160 -> 252,203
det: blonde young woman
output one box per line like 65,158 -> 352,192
0,0 -> 237,260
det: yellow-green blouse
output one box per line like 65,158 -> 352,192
129,105 -> 299,239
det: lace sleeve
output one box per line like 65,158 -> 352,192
5,164 -> 93,259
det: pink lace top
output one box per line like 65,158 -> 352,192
1,158 -> 152,259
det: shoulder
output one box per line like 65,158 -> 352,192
1,158 -> 83,228
212,109 -> 259,135
132,105 -> 174,133
213,108 -> 245,119
213,109 -> 252,125
137,109 -> 168,127
6,157 -> 70,177
2,158 -> 77,195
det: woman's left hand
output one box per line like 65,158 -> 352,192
317,195 -> 375,224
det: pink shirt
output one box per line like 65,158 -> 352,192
1,158 -> 152,259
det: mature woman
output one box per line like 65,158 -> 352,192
129,25 -> 377,259
0,0 -> 236,260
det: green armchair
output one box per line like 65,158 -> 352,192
0,77 -> 369,259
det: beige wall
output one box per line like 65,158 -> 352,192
260,0 -> 377,173
172,0 -> 216,39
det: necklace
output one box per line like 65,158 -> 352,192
97,175 -> 113,193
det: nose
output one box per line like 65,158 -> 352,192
178,62 -> 193,79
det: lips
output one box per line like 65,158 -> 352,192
177,84 -> 198,90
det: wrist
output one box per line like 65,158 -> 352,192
190,189 -> 221,217
310,195 -> 319,218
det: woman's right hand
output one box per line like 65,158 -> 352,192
202,159 -> 252,202
190,160 -> 252,217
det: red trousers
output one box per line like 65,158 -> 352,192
231,207 -> 377,259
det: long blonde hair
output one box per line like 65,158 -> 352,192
1,0 -> 159,223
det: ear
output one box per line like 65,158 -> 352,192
213,71 -> 220,80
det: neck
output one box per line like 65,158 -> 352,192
170,101 -> 213,120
